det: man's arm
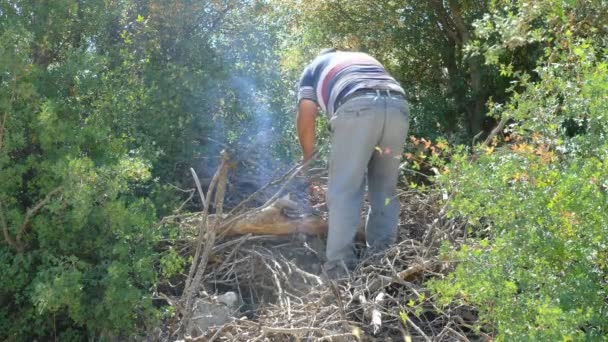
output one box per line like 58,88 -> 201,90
296,99 -> 318,161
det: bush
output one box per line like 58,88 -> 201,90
429,0 -> 608,340
0,1 -> 293,339
431,145 -> 608,339
0,3 -> 160,340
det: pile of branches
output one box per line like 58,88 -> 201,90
155,152 -> 480,341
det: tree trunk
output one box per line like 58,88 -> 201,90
432,0 -> 489,138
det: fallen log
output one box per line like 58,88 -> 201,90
225,214 -> 328,236
204,195 -> 329,237
216,195 -> 368,238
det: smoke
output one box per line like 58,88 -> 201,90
192,2 -> 308,207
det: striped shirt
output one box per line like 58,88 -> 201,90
298,51 -> 405,117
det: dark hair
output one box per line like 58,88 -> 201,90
318,48 -> 337,56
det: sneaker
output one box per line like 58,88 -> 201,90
323,260 -> 353,280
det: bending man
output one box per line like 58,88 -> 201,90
296,49 -> 410,277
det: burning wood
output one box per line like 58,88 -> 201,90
182,193 -> 329,237
217,194 -> 328,236
177,151 -> 329,337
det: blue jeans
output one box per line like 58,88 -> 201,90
325,93 -> 409,270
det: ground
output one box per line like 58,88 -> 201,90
153,179 -> 480,341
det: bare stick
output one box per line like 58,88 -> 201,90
219,151 -> 320,232
227,161 -> 302,215
471,130 -> 484,146
207,324 -> 227,342
0,200 -> 18,250
185,158 -> 222,290
262,326 -> 328,336
371,292 -> 385,335
446,326 -> 471,342
405,315 -> 432,342
368,261 -> 430,293
0,112 -> 7,152
174,189 -> 195,214
190,159 -> 228,293
261,151 -> 319,208
183,151 -> 230,336
190,168 -> 207,208
15,186 -> 63,251
482,115 -> 509,148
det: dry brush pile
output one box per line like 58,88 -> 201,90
153,152 -> 479,341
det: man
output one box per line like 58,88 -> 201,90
296,49 -> 410,277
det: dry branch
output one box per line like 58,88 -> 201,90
212,195 -> 327,237
482,115 -> 509,147
0,200 -> 17,250
367,261 -> 431,293
154,153 -> 475,341
0,112 -> 7,152
371,292 -> 385,335
16,186 -> 63,250
182,151 -> 230,336
220,150 -> 320,232
0,187 -> 63,252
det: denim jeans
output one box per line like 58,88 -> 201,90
325,93 -> 409,270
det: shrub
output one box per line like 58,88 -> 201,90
429,0 -> 608,340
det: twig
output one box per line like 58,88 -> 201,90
368,261 -> 430,292
183,151 -> 229,336
315,332 -> 358,341
404,315 -> 432,342
446,326 -> 471,342
261,151 -> 319,208
219,151 -> 319,232
14,186 -> 63,252
185,154 -> 226,290
190,168 -> 207,208
471,130 -> 484,146
399,162 -> 430,179
323,272 -> 347,324
207,324 -> 226,342
262,326 -> 328,336
371,292 -> 385,335
190,151 -> 228,292
0,112 -> 7,152
227,160 -> 301,215
0,200 -> 18,250
193,151 -> 228,286
482,115 -> 509,148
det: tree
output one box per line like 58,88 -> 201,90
431,0 -> 608,339
276,0 -> 507,140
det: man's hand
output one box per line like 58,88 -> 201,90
296,99 -> 318,161
307,179 -> 323,197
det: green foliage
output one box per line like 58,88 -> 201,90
432,148 -> 608,339
160,247 -> 186,279
430,0 -> 608,340
275,0 -> 508,140
4,0 -> 605,340
0,0 -> 293,340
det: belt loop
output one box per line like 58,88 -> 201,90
374,89 -> 380,101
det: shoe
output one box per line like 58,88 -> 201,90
323,260 -> 352,280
